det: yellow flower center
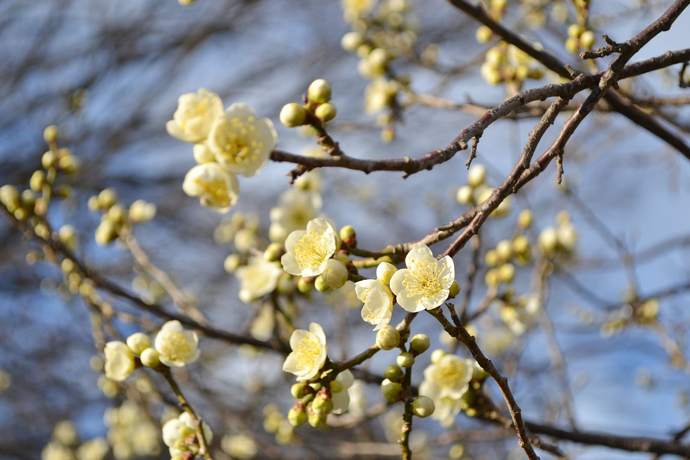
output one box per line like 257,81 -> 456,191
296,335 -> 322,370
294,229 -> 331,270
403,259 -> 448,298
195,177 -> 230,208
158,332 -> 193,362
213,117 -> 264,166
432,361 -> 466,391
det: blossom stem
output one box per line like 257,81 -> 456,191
398,348 -> 414,460
160,368 -> 215,460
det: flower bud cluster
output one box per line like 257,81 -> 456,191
565,23 -> 596,54
538,211 -> 578,256
41,420 -> 110,460
88,187 -> 156,246
456,164 -> 512,218
280,79 -> 337,130
479,41 -> 544,88
287,369 -> 355,429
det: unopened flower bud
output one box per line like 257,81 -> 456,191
517,209 -> 532,228
456,185 -> 474,205
322,259 -> 348,289
467,164 -> 486,187
412,396 -> 435,418
376,326 -> 400,350
314,275 -> 332,292
288,406 -> 307,427
396,352 -> 415,368
140,348 -> 160,368
498,263 -> 515,283
484,249 -> 498,267
279,103 -> 307,128
329,380 -> 343,394
557,223 -> 578,252
224,254 -> 242,273
126,332 -> 151,355
42,151 -> 57,169
308,79 -> 332,104
312,393 -> 333,415
580,30 -> 595,50
129,200 -> 156,223
410,334 -> 430,354
475,25 -> 493,43
43,125 -> 58,144
341,32 -> 365,52
315,103 -> 337,122
496,240 -> 512,262
264,242 -> 284,262
381,378 -> 403,403
376,262 -> 397,286
30,170 -> 45,192
339,225 -> 356,245
58,154 -> 80,174
485,268 -> 500,287
59,225 -> 77,251
565,37 -> 580,54
538,227 -> 558,253
297,277 -> 314,294
307,411 -> 327,428
449,280 -> 461,298
98,188 -> 118,209
95,220 -> 117,246
107,204 -> 126,224
291,383 -> 307,399
384,364 -> 404,382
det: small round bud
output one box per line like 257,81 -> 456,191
567,24 -> 583,38
484,249 -> 498,267
376,262 -> 398,286
264,242 -> 284,262
297,277 -> 314,294
449,444 -> 466,459
308,79 -> 332,104
314,275 -> 332,292
107,204 -> 126,224
339,225 -> 356,244
224,254 -> 242,273
557,223 -> 578,252
475,25 -> 492,43
307,411 -> 327,428
580,30 -> 596,50
61,258 -> 75,274
512,235 -> 530,256
55,184 -> 71,198
449,280 -> 461,298
341,31 -> 365,52
279,103 -> 307,128
412,396 -> 435,418
59,225 -> 77,251
538,227 -> 558,253
42,151 -> 57,169
384,364 -> 404,382
288,406 -> 307,427
410,334 -> 430,355
430,349 -> 445,364
517,209 -> 532,228
456,185 -> 474,205
315,103 -> 337,122
97,188 -> 118,209
468,164 -> 486,187
334,253 -> 351,266
58,154 -> 80,174
322,259 -> 348,289
381,379 -> 403,403
312,393 -> 333,415
95,220 -> 117,246
376,326 -> 400,350
88,196 -> 100,212
396,352 -> 415,368
140,348 -> 160,368
484,269 -> 500,287
129,200 -> 156,223
496,240 -> 513,262
43,125 -> 58,144
30,170 -> 45,192
126,332 -> 151,355
498,263 -> 515,283
329,380 -> 343,394
565,37 -> 580,54
291,383 -> 307,399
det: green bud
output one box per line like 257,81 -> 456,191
58,154 -> 80,174
384,364 -> 404,382
329,380 -> 343,394
30,170 -> 45,192
410,334 -> 430,355
288,406 -> 307,427
498,263 -> 515,283
339,225 -> 356,244
264,242 -> 284,262
311,394 -> 333,415
279,103 -> 307,128
315,103 -> 337,122
224,254 -> 242,273
411,396 -> 435,418
449,280 -> 461,298
341,31 -> 365,52
396,352 -> 415,368
21,190 -> 36,209
517,209 -> 532,228
97,188 -> 118,209
307,411 -> 327,428
456,185 -> 474,205
126,332 -> 151,355
496,240 -> 512,262
43,125 -> 58,144
297,277 -> 314,294
95,220 -> 117,246
308,79 -> 332,104
87,196 -> 100,212
291,383 -> 307,399
107,204 -> 126,224
314,275 -> 332,293
276,273 -> 295,295
467,164 -> 486,187
381,378 -> 403,403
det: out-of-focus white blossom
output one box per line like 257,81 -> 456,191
104,341 -> 135,382
235,258 -> 282,303
166,88 -> 223,143
182,163 -> 239,213
269,188 -> 322,243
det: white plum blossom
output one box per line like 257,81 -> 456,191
419,354 -> 474,423
166,88 -> 223,143
389,243 -> 455,312
281,218 -> 337,277
154,320 -> 200,368
162,412 -> 213,457
235,258 -> 282,303
355,279 -> 394,331
269,188 -> 322,243
182,163 -> 239,213
282,323 -> 328,381
208,103 -> 278,178
104,341 -> 135,382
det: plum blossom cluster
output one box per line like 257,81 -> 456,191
167,88 -> 277,212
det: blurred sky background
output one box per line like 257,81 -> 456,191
0,0 -> 689,459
